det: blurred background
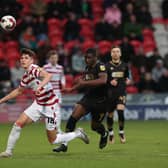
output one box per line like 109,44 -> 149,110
0,0 -> 168,122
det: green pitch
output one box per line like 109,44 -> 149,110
0,121 -> 168,168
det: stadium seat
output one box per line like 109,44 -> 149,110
143,39 -> 156,54
64,40 -> 80,53
130,40 -> 143,54
82,40 -> 96,52
92,7 -> 104,19
80,28 -> 94,40
47,18 -> 62,31
78,18 -> 93,29
142,28 -> 154,40
98,40 -> 112,55
65,74 -> 74,88
5,41 -> 19,50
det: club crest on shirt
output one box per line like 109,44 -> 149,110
100,65 -> 105,71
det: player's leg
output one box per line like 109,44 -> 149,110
45,115 -> 89,146
53,103 -> 87,152
107,111 -> 115,144
0,113 -> 33,158
91,112 -> 108,149
117,104 -> 126,143
56,104 -> 62,133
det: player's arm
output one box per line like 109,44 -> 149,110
0,87 -> 24,104
125,66 -> 132,85
36,68 -> 52,91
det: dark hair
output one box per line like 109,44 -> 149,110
47,50 -> 58,58
86,48 -> 97,57
20,48 -> 36,57
111,45 -> 121,50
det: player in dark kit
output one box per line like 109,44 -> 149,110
53,48 -> 108,152
106,46 -> 130,144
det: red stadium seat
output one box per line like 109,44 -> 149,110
78,18 -> 93,29
80,28 -> 94,40
64,40 -> 80,53
98,40 -> 112,55
130,40 -> 143,54
65,74 -> 74,88
82,40 -> 96,52
5,41 -> 19,50
143,39 -> 156,54
142,28 -> 154,40
92,7 -> 104,19
47,18 -> 62,31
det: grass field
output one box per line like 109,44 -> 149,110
0,121 -> 168,168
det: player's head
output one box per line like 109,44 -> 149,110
85,48 -> 97,67
111,45 -> 121,62
20,48 -> 35,69
47,50 -> 59,66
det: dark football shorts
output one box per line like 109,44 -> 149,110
77,95 -> 107,122
107,95 -> 126,112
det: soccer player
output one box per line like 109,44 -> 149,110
53,48 -> 108,152
0,48 -> 89,158
43,50 -> 65,133
106,46 -> 130,144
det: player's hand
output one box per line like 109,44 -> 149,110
35,86 -> 42,95
126,78 -> 131,85
110,79 -> 118,86
62,88 -> 73,93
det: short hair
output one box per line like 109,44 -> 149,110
20,48 -> 36,57
47,50 -> 58,58
111,45 -> 121,50
86,48 -> 97,57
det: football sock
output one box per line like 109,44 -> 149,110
56,109 -> 62,133
52,132 -> 79,144
106,116 -> 113,132
66,116 -> 77,132
5,123 -> 22,154
117,110 -> 124,131
95,123 -> 106,136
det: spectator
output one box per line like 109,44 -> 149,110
110,21 -> 123,40
122,3 -> 135,23
19,26 -> 37,50
158,69 -> 168,92
80,0 -> 92,18
64,12 -> 80,41
0,59 -> 11,96
46,0 -> 63,19
95,17 -> 112,41
124,14 -> 143,41
119,36 -> 135,63
152,59 -> 167,83
71,48 -> 85,75
104,3 -> 122,25
161,0 -> 168,19
138,72 -> 157,93
10,60 -> 25,88
136,5 -> 152,27
33,16 -> 48,46
146,48 -> 162,72
30,0 -> 47,17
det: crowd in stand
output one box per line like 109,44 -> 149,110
0,0 -> 168,98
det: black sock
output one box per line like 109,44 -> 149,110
96,123 -> 106,136
65,116 -> 77,132
117,110 -> 124,131
106,116 -> 113,132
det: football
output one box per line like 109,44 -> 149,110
0,15 -> 16,32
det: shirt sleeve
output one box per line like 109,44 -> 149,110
31,66 -> 42,78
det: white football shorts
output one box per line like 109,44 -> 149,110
24,100 -> 60,131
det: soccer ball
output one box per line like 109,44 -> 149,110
0,15 -> 16,32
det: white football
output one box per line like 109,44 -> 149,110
0,15 -> 16,32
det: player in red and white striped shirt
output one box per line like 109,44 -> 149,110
0,48 -> 89,158
43,50 -> 66,133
